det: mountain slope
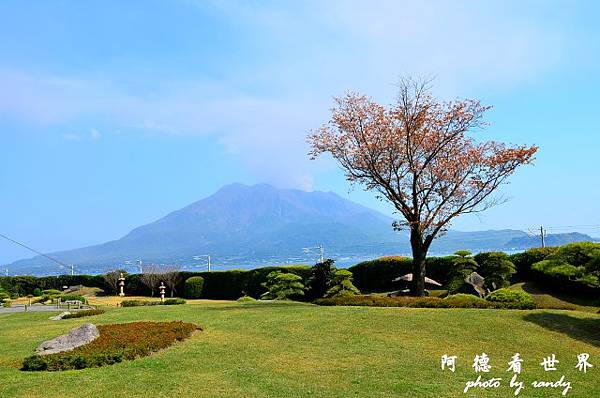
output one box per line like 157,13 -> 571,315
8,183 -> 598,275
9,183 -> 398,273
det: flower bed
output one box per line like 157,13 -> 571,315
22,321 -> 199,371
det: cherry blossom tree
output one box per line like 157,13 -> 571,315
308,79 -> 538,296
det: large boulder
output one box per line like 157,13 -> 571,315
36,323 -> 99,355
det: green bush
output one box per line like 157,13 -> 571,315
261,271 -> 305,300
529,242 -> 600,297
474,252 -> 516,290
32,288 -> 42,297
121,300 -> 161,307
236,295 -> 256,303
306,259 -> 336,300
162,298 -> 186,305
184,276 -> 205,299
315,294 -> 535,309
485,288 -> 535,308
121,299 -> 185,307
549,242 -> 600,267
62,309 -> 105,319
510,247 -> 558,278
325,270 -> 360,298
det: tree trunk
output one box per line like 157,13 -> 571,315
410,228 -> 428,296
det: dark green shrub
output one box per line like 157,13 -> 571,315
348,256 -> 455,293
549,242 -> 600,267
62,309 -> 105,319
184,276 -> 204,299
162,298 -> 186,305
32,288 -> 42,297
348,256 -> 412,292
510,247 -> 558,278
529,242 -> 600,296
261,271 -> 305,300
306,259 -> 336,300
474,252 -> 516,290
325,270 -> 360,298
121,300 -> 161,307
485,288 -> 535,308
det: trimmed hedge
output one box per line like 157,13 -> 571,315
0,275 -> 107,297
22,321 -> 198,371
121,299 -> 186,307
62,309 -> 105,319
315,295 -> 536,309
348,256 -> 455,292
163,298 -> 186,305
184,277 -> 204,299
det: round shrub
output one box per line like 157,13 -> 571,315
184,276 -> 205,299
237,295 -> 256,303
485,288 -> 535,308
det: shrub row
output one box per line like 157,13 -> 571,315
0,275 -> 108,297
348,256 -> 456,292
314,294 -> 536,309
61,309 -> 105,319
121,298 -> 186,307
22,321 -> 198,371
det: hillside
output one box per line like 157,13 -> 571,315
8,183 -> 597,275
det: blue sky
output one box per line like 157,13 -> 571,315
1,0 -> 599,264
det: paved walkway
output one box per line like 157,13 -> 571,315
0,304 -> 63,314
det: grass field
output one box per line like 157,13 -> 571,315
0,301 -> 598,397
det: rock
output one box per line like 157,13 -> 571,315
48,311 -> 72,321
464,272 -> 487,298
36,323 -> 99,355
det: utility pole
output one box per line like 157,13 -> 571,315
4,268 -> 8,276
192,255 -> 211,272
540,226 -> 546,248
70,264 -> 75,276
303,244 -> 325,263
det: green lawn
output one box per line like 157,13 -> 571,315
0,302 -> 598,397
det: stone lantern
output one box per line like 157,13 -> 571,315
159,282 -> 166,303
118,273 -> 126,297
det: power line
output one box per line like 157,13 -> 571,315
0,232 -> 69,268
